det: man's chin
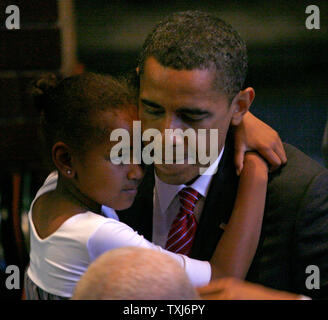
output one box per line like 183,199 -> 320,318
154,163 -> 199,185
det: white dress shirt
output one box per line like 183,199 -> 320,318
152,147 -> 224,247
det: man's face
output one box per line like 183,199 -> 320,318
139,56 -> 236,185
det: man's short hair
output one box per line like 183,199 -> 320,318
138,10 -> 248,101
72,247 -> 200,300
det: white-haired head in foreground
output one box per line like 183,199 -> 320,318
72,247 -> 200,300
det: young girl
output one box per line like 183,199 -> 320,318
25,72 -> 270,299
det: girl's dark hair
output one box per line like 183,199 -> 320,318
30,72 -> 137,160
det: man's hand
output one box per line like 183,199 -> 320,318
197,278 -> 304,300
233,112 -> 287,175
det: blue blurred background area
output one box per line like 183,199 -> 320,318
75,0 -> 328,164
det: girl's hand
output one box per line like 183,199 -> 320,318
233,112 -> 287,175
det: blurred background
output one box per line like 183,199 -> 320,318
0,0 -> 327,299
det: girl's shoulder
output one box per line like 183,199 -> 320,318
29,171 -> 114,242
31,171 -> 58,210
29,209 -> 111,244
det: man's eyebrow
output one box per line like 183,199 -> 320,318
141,99 -> 210,115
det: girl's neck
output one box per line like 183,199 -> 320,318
56,175 -> 102,214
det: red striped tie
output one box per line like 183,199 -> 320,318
165,187 -> 200,256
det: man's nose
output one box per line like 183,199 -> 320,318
157,114 -> 182,132
159,116 -> 184,145
127,164 -> 144,181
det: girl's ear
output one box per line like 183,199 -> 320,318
52,142 -> 75,178
230,87 -> 255,126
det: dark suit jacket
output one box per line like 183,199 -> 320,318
118,138 -> 328,299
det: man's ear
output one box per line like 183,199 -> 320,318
136,67 -> 140,75
230,87 -> 255,126
52,142 -> 75,178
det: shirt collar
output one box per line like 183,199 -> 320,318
155,146 -> 225,213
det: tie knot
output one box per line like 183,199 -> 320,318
178,187 -> 200,208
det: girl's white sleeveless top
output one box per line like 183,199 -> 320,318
27,172 -> 211,297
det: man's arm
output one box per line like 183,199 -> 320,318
294,170 -> 328,299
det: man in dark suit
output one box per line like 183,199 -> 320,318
323,117 -> 328,167
118,11 -> 328,299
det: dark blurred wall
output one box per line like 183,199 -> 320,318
0,0 -> 78,299
75,0 -> 328,163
